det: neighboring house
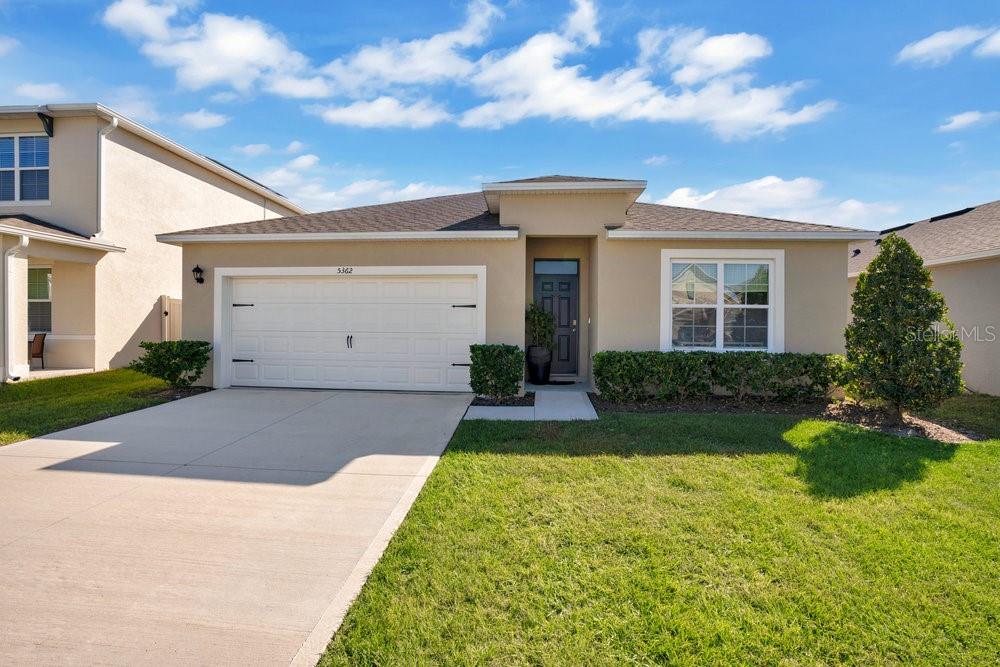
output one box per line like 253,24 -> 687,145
0,103 -> 304,382
158,176 -> 877,392
848,201 -> 1000,395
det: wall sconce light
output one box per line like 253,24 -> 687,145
192,265 -> 205,284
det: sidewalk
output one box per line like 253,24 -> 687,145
464,383 -> 598,421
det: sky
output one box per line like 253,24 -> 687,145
1,0 -> 998,229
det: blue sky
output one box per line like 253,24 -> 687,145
1,0 -> 998,229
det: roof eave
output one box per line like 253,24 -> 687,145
156,229 -> 521,245
608,229 -> 880,241
0,224 -> 125,252
848,246 -> 1000,277
481,180 -> 647,214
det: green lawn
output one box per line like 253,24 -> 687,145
323,409 -> 1000,665
0,369 -> 171,446
921,393 -> 1000,440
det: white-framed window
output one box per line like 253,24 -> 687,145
28,267 -> 52,333
0,134 -> 50,203
660,249 -> 785,352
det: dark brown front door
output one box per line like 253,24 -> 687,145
533,259 -> 579,375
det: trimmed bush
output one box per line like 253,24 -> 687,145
129,340 -> 212,389
470,344 -> 525,401
593,350 -> 844,404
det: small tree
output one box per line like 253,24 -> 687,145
844,234 -> 962,421
130,340 -> 212,390
525,303 -> 555,350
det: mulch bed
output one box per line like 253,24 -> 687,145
149,386 -> 214,402
588,393 -> 982,443
472,392 -> 535,407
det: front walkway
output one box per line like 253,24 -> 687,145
0,388 -> 470,665
465,382 -> 598,421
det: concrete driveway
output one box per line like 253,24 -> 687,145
0,388 -> 470,665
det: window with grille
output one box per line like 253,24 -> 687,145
0,135 -> 50,203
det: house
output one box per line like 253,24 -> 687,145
0,103 -> 304,381
158,176 -> 877,392
848,201 -> 1000,395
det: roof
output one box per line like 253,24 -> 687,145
0,103 -> 306,215
159,190 -> 876,243
848,200 -> 1000,274
0,214 -> 124,252
492,175 -> 636,184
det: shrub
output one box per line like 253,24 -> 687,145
469,344 -> 525,400
525,304 -> 555,350
129,340 -> 212,389
592,350 -> 843,404
845,234 -> 963,420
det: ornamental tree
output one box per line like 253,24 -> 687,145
844,234 -> 962,421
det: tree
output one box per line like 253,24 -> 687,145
845,234 -> 962,421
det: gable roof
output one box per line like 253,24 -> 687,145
848,200 -> 1000,275
0,214 -> 124,252
158,190 -> 877,243
493,175 -> 635,184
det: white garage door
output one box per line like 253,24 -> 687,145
228,273 -> 482,392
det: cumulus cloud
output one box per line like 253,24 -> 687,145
658,27 -> 772,85
0,36 -> 19,56
285,140 -> 306,153
659,176 -> 899,229
178,108 -> 229,129
974,30 -> 1000,57
307,97 -> 452,129
14,82 -> 70,100
102,0 -> 178,41
643,154 -> 669,166
895,26 -> 994,66
233,143 -> 271,157
936,110 -> 1000,132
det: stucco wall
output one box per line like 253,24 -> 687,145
596,238 -> 850,354
26,258 -> 97,369
94,126 -> 301,369
180,239 -> 527,385
1,234 -> 29,378
500,192 -> 630,235
0,116 -> 101,237
850,258 -> 1000,395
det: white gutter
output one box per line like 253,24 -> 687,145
3,234 -> 29,382
607,229 -> 880,241
0,225 -> 125,252
157,230 -> 520,245
848,245 -> 1000,278
95,115 -> 119,238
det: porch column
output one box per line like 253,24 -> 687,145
2,235 -> 29,380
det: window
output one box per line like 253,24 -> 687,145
661,250 -> 784,352
534,259 -> 579,275
0,135 -> 50,203
28,267 -> 52,333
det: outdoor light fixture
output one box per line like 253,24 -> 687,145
192,265 -> 205,284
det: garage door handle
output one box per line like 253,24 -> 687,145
232,303 -> 254,307
451,304 -> 476,308
451,363 -> 471,367
347,335 -> 353,349
232,358 -> 254,363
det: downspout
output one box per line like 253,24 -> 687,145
95,116 -> 119,238
3,234 -> 29,382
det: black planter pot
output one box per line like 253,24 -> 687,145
527,346 -> 552,384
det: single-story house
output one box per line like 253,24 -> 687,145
158,176 -> 878,392
0,103 -> 303,382
849,200 -> 999,395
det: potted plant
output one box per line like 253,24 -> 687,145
525,303 -> 556,384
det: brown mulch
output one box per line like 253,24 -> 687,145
588,393 -> 982,443
472,392 -> 535,407
149,386 -> 214,401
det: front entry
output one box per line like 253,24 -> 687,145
533,259 -> 579,376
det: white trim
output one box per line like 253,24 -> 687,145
27,266 -> 52,334
0,133 -> 50,206
211,265 -> 488,389
482,180 -> 646,193
26,334 -> 94,341
0,224 -> 125,252
659,248 -> 785,353
158,230 -> 519,244
848,246 -> 1000,277
611,229 -> 878,241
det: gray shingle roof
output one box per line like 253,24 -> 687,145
161,191 -> 868,238
848,200 -> 1000,273
492,175 -> 637,184
0,214 -> 92,242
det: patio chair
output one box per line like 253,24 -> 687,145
29,333 -> 46,369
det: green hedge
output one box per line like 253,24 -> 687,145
129,340 -> 212,389
470,344 -> 525,400
593,351 -> 845,403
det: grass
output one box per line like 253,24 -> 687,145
322,408 -> 1000,666
0,369 -> 171,446
921,393 -> 1000,440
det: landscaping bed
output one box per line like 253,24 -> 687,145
471,391 -> 535,407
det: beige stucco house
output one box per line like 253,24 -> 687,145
0,103 -> 303,381
158,176 -> 877,391
849,201 -> 1000,395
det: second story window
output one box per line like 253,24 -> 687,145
0,135 -> 50,203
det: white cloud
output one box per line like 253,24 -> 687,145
285,140 -> 305,153
14,82 -> 70,100
936,110 -> 1000,132
233,143 -> 271,157
307,97 -> 451,129
0,36 -> 19,56
563,0 -> 600,47
102,0 -> 178,42
322,0 -> 501,93
643,154 -> 669,166
178,108 -> 229,129
974,30 -> 1000,57
895,26 -> 993,66
286,153 -> 319,170
660,28 -> 772,85
265,75 -> 334,99
209,91 -> 240,103
659,175 -> 899,229
106,85 -> 160,122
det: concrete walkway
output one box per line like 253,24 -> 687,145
0,388 -> 470,665
465,385 -> 598,421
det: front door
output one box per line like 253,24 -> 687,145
533,259 -> 579,376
